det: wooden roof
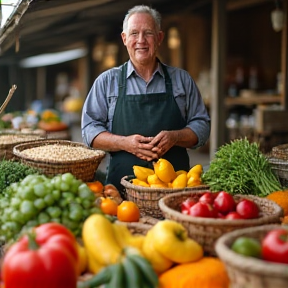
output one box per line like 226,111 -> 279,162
0,0 -> 271,60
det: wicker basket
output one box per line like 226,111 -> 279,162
13,139 -> 105,182
267,154 -> 288,188
116,215 -> 159,235
121,175 -> 210,219
0,132 -> 44,160
215,224 -> 288,288
159,191 -> 283,255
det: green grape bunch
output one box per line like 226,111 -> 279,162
0,173 -> 101,244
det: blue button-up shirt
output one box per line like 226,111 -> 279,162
81,60 -> 210,148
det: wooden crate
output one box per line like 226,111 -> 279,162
254,106 -> 288,134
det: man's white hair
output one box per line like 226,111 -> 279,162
122,5 -> 162,33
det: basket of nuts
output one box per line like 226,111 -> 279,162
0,132 -> 44,160
13,139 -> 105,182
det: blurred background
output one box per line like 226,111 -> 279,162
0,0 -> 287,169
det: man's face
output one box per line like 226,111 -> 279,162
121,13 -> 164,66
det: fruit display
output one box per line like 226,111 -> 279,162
132,159 -> 204,188
0,109 -> 68,132
1,137 -> 287,288
180,191 -> 260,219
38,109 -> 68,131
215,224 -> 288,288
231,227 -> 288,264
0,172 -> 99,242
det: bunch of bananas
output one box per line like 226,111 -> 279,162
78,248 -> 158,288
132,159 -> 204,189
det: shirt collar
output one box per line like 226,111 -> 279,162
127,59 -> 165,79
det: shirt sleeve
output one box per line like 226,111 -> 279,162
169,66 -> 211,149
81,68 -> 118,147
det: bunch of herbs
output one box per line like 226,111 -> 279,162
201,138 -> 282,196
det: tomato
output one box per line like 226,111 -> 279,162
100,197 -> 118,216
225,211 -> 243,220
236,199 -> 259,219
213,191 -> 236,215
189,202 -> 217,218
2,223 -> 78,288
262,228 -> 288,264
117,201 -> 140,222
199,192 -> 214,205
181,197 -> 198,214
231,236 -> 262,258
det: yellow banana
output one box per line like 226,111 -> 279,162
133,166 -> 154,181
82,214 -> 122,265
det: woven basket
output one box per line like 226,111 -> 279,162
215,224 -> 288,288
121,175 -> 210,219
116,215 -> 159,235
13,139 -> 105,182
158,191 -> 283,255
0,133 -> 44,160
267,153 -> 288,188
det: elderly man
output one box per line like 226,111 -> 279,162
82,5 -> 210,193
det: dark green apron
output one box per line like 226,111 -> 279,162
106,61 -> 190,192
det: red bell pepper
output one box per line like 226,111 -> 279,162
1,222 -> 79,288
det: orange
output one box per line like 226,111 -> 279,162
86,181 -> 104,194
117,201 -> 140,222
100,197 -> 118,216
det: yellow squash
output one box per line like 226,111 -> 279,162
153,158 -> 177,183
133,165 -> 154,181
82,214 -> 122,266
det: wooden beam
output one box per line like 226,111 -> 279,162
25,0 -> 115,20
227,0 -> 270,11
282,0 -> 288,109
210,0 -> 227,158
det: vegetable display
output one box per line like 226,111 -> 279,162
180,191 -> 259,219
77,248 -> 159,288
0,160 -> 39,193
201,138 -> 282,196
1,223 -> 79,288
262,228 -> 288,264
159,257 -> 230,288
131,160 -> 204,188
230,227 -> 288,265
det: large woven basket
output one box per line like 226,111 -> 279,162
13,139 -> 105,182
0,132 -> 44,160
215,224 -> 288,288
266,143 -> 288,188
121,175 -> 210,219
159,191 -> 283,255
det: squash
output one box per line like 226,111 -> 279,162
159,257 -> 230,288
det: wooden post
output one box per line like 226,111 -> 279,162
210,0 -> 227,159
